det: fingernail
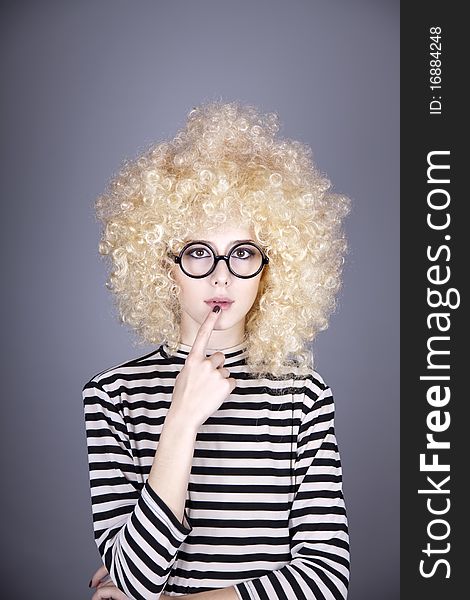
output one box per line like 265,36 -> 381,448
213,305 -> 221,313
89,579 -> 92,588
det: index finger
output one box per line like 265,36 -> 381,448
90,564 -> 109,588
188,306 -> 222,359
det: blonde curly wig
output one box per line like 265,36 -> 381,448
95,100 -> 351,378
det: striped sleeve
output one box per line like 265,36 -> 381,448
234,382 -> 350,600
82,378 -> 193,600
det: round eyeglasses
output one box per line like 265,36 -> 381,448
170,241 -> 269,279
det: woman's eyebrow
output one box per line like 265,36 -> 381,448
196,239 -> 254,245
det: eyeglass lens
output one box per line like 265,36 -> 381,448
181,243 -> 263,277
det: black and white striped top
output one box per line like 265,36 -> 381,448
82,339 -> 349,600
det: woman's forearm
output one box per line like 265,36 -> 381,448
165,586 -> 239,599
148,407 -> 198,526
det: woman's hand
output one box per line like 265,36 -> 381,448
89,564 -> 129,599
168,306 -> 237,430
89,563 -> 174,599
91,581 -> 129,600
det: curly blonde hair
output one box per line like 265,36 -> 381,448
94,100 -> 351,378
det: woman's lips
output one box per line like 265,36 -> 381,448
204,300 -> 234,310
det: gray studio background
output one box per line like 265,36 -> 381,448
1,1 -> 399,598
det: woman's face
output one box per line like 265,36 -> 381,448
172,225 -> 265,348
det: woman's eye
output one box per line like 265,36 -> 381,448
233,248 -> 253,259
189,248 -> 209,258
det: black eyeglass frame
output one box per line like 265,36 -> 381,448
170,241 -> 270,279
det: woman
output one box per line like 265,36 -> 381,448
83,101 -> 351,599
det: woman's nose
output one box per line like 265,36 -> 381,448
211,257 -> 231,282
